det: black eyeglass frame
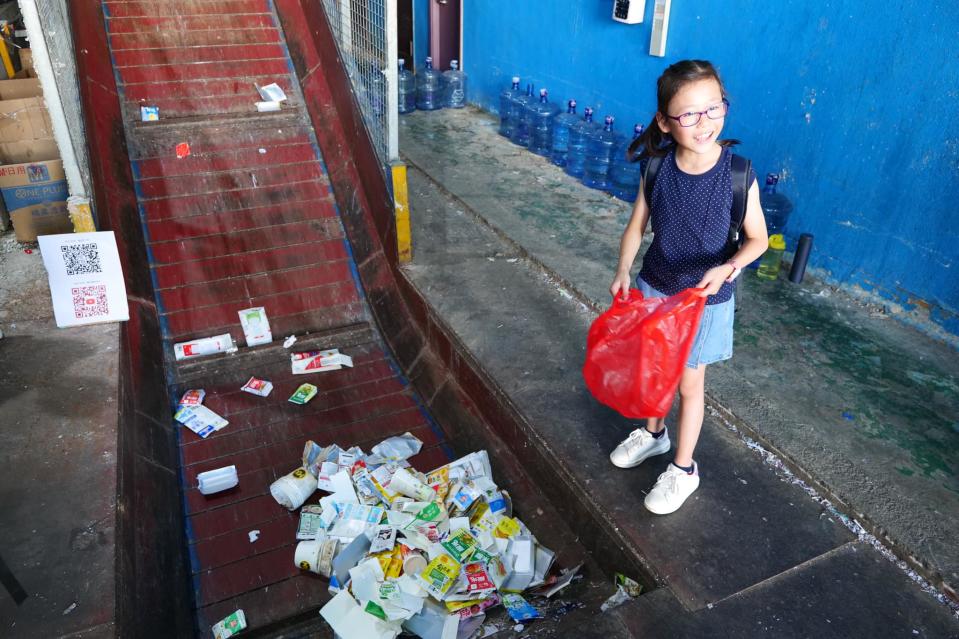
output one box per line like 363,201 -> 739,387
664,98 -> 730,128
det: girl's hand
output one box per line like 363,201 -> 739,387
695,265 -> 734,297
609,271 -> 632,300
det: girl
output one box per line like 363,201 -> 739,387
608,60 -> 768,515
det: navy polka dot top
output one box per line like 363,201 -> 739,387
639,146 -> 751,305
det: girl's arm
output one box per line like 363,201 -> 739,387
609,178 -> 651,299
695,180 -> 768,296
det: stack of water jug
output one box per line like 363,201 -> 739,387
498,77 -> 646,202
398,56 -> 467,114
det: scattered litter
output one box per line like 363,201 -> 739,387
176,142 -> 191,159
600,585 -> 635,612
614,573 -> 643,597
174,333 -> 237,361
241,376 -> 273,397
297,505 -> 326,540
256,82 -> 288,103
197,465 -> 239,495
140,106 -> 159,121
62,602 -> 77,615
248,530 -> 260,543
238,307 -> 272,347
212,610 -> 247,639
841,411 -> 855,421
271,467 -> 317,510
258,148 -> 267,154
23,248 -> 32,254
288,383 -> 318,405
291,349 -> 354,374
256,101 -> 282,112
262,436 -> 578,638
251,173 -> 258,188
513,624 -> 524,632
506,258 -> 518,263
283,335 -> 297,348
175,404 -> 229,439
179,389 -> 206,406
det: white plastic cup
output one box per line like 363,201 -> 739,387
197,465 -> 238,495
270,467 -> 316,510
389,467 -> 434,502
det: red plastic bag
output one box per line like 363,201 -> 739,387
583,288 -> 706,418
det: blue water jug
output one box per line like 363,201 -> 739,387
565,107 -> 596,178
415,56 -> 442,111
398,59 -> 416,114
760,173 -> 794,234
442,60 -> 467,108
510,83 -> 537,147
498,76 -> 522,137
528,89 -> 560,157
550,100 -> 578,167
582,116 -> 618,190
609,124 -> 645,201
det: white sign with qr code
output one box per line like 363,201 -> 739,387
38,231 -> 129,327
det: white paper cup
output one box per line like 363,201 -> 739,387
270,467 -> 316,510
295,539 -> 338,576
389,467 -> 434,502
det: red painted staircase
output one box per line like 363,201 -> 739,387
96,1 -> 451,635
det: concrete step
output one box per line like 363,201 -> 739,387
400,160 -> 959,634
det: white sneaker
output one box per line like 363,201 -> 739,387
609,426 -> 670,469
644,462 -> 700,514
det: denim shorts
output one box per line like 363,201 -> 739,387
637,278 -> 735,369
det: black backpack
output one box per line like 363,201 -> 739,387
640,151 -> 752,260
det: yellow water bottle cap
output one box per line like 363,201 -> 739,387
769,234 -> 786,250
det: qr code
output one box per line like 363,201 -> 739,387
61,243 -> 102,276
71,285 -> 109,318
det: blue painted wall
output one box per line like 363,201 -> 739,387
461,1 -> 959,336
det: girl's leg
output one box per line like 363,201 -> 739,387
645,416 -> 665,432
673,364 -> 706,467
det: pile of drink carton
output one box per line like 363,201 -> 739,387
0,48 -> 70,240
250,434 -> 577,639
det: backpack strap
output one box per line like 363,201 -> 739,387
642,154 -> 664,207
727,153 -> 752,258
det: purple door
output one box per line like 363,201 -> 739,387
429,0 -> 460,72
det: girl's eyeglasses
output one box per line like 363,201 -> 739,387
665,98 -> 729,127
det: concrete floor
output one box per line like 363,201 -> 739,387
399,107 -> 959,602
0,230 -> 118,638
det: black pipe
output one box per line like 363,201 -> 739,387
789,233 -> 814,283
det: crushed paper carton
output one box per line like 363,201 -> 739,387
179,389 -> 206,406
237,307 -> 272,347
174,404 -> 228,439
212,609 -> 246,639
174,333 -> 237,360
288,383 -> 318,405
0,159 -> 70,242
241,377 -> 273,397
291,349 -> 354,374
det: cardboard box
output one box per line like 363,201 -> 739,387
0,78 -> 42,100
0,139 -> 59,164
0,159 -> 71,241
0,97 -> 54,141
19,49 -> 33,73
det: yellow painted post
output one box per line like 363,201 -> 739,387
0,26 -> 16,79
391,162 -> 412,263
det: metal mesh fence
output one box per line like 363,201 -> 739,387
321,0 -> 398,163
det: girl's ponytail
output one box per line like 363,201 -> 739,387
627,115 -> 671,162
